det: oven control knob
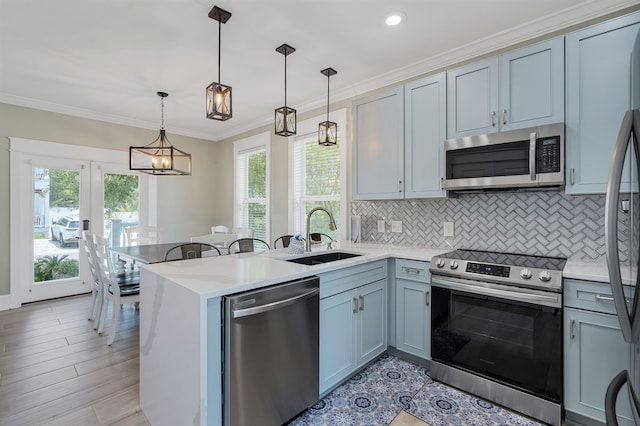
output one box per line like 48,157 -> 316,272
539,270 -> 552,282
450,261 -> 459,270
520,268 -> 532,279
435,259 -> 445,268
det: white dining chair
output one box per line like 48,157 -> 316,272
124,226 -> 162,246
93,234 -> 140,346
231,227 -> 254,238
211,225 -> 230,233
82,231 -> 103,329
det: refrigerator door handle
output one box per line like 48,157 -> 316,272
605,109 -> 640,343
605,370 -> 640,426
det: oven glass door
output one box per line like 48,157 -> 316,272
431,285 -> 562,403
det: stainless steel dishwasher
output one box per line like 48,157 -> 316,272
223,276 -> 320,426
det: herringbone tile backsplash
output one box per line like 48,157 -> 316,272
352,191 -> 629,261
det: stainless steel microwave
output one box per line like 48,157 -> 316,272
443,122 -> 564,191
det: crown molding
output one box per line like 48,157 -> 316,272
0,92 -> 216,141
212,0 -> 640,141
2,0 -> 638,142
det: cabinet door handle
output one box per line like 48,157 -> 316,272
402,267 -> 423,275
570,167 -> 575,185
425,291 -> 430,306
570,319 -> 575,340
398,180 -> 402,193
595,294 -> 615,302
502,109 -> 507,125
352,297 -> 358,314
491,111 -> 496,127
359,295 -> 364,311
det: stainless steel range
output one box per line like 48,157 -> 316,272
429,249 -> 567,426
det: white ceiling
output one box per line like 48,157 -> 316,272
0,0 -> 638,142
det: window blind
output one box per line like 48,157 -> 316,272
235,146 -> 267,241
291,131 -> 341,239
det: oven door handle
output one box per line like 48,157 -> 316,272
431,276 -> 561,308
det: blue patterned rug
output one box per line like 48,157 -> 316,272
289,353 -> 544,426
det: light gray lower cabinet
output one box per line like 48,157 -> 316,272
319,261 -> 388,395
564,279 -> 635,425
394,259 -> 431,360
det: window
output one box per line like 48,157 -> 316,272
289,109 -> 347,240
234,132 -> 270,242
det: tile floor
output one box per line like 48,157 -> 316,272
291,353 -> 544,426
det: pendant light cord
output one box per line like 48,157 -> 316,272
218,19 -> 221,84
326,74 -> 330,121
284,53 -> 287,108
160,96 -> 164,130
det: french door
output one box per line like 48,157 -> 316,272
10,138 -> 154,306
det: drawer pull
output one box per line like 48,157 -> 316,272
352,297 -> 358,314
359,295 -> 364,311
426,291 -> 430,306
570,319 -> 575,340
402,267 -> 423,275
595,294 -> 634,304
595,294 -> 615,303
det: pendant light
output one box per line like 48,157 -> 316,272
274,43 -> 296,136
318,67 -> 337,146
129,92 -> 192,176
206,6 -> 232,121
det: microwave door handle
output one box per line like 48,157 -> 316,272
605,109 -> 635,343
529,132 -> 537,181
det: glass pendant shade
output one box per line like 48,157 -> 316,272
206,6 -> 232,121
318,120 -> 338,146
129,92 -> 192,176
206,82 -> 232,120
318,67 -> 338,145
275,43 -> 296,137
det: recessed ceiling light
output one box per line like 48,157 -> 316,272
385,12 -> 406,26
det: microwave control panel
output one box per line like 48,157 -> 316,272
537,136 -> 561,173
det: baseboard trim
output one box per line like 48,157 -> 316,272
0,294 -> 14,311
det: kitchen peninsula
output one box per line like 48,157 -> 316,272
138,243 -> 621,425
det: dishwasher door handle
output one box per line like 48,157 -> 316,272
232,288 -> 320,318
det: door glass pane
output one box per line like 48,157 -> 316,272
103,173 -> 139,247
33,168 -> 80,282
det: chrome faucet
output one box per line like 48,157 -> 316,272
306,207 -> 337,252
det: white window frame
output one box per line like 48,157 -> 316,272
288,108 -> 347,239
233,131 -> 271,244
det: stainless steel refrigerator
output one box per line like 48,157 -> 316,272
603,31 -> 640,425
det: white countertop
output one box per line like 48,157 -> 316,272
140,242 -> 447,299
140,241 -> 635,299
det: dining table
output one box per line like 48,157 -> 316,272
111,242 -> 227,274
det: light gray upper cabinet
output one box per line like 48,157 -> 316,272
404,74 -> 447,198
565,12 -> 640,194
352,87 -> 404,200
447,36 -> 564,138
353,74 -> 447,200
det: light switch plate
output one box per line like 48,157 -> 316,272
443,222 -> 454,237
377,220 -> 386,233
391,220 -> 402,233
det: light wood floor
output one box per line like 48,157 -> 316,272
0,294 -> 430,426
0,294 -> 149,425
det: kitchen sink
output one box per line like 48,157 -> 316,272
282,251 -> 362,265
